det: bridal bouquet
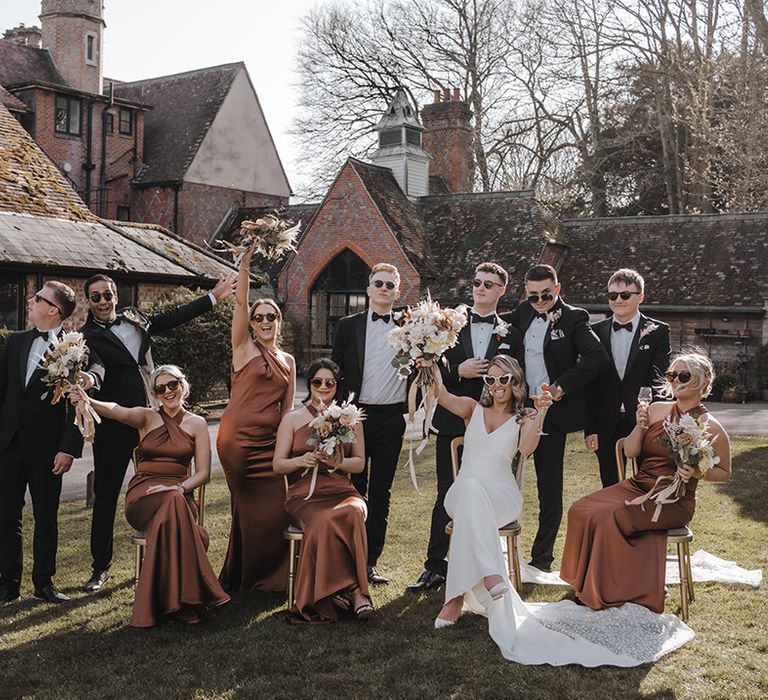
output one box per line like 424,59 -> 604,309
208,213 -> 301,265
304,397 -> 365,500
626,413 -> 719,521
40,332 -> 100,442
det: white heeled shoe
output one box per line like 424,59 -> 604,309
434,615 -> 456,629
487,582 -> 509,600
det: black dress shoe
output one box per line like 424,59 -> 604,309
34,584 -> 70,604
367,566 -> 389,585
0,583 -> 20,603
528,561 -> 553,573
406,569 -> 446,593
83,569 -> 109,593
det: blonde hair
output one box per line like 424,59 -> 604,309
479,355 -> 527,419
369,263 -> 400,287
657,351 -> 715,399
150,364 -> 191,403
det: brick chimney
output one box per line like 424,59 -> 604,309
3,24 -> 43,47
420,88 -> 474,193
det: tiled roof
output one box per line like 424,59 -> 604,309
115,63 -> 242,185
421,190 -> 562,305
0,85 -> 27,112
348,158 -> 432,275
0,40 -> 66,87
0,102 -> 94,221
560,215 -> 768,308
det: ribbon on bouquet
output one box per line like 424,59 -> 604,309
624,473 -> 683,522
74,395 -> 101,443
302,463 -> 337,501
402,366 -> 443,493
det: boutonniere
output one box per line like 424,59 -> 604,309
494,319 -> 511,341
547,308 -> 562,328
391,309 -> 407,327
638,321 -> 659,342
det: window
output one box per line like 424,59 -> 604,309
55,95 -> 81,136
0,277 -> 25,330
105,112 -> 114,133
85,33 -> 97,64
116,205 -> 131,221
405,126 -> 422,146
118,108 -> 133,136
115,282 -> 137,310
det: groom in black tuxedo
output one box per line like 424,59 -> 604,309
584,268 -> 670,487
508,264 -> 608,572
332,263 -> 407,586
80,272 -> 235,593
407,262 -> 524,593
0,282 -> 101,604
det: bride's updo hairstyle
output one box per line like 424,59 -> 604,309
658,351 -> 715,399
479,355 -> 527,420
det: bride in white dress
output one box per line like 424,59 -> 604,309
432,355 -> 694,667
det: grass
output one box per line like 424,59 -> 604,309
2,436 -> 767,700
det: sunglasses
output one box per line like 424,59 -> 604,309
251,313 -> 278,323
154,379 -> 181,395
482,373 -> 513,387
608,291 -> 642,301
34,292 -> 62,314
665,371 -> 692,384
527,292 -> 554,304
89,291 -> 114,303
473,279 -> 503,290
311,377 -> 337,388
372,280 -> 396,290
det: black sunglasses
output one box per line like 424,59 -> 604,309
154,379 -> 181,395
527,292 -> 554,304
89,291 -> 114,303
608,291 -> 642,301
665,371 -> 692,384
34,292 -> 62,314
311,377 -> 337,388
473,278 -> 503,290
372,280 -> 396,290
251,313 -> 278,323
482,374 -> 512,387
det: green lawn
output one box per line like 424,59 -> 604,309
2,436 -> 767,699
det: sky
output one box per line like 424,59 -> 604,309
1,0 -> 326,198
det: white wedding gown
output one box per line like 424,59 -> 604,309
443,405 -> 694,666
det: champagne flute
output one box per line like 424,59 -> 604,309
637,386 -> 652,429
533,383 -> 551,436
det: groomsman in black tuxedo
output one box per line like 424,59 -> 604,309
508,264 -> 608,572
80,272 -> 235,593
407,262 -> 524,593
584,268 -> 670,487
332,263 -> 407,585
0,282 -> 100,604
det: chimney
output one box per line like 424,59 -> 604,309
3,24 -> 43,47
421,87 -> 474,193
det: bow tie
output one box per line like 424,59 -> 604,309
371,312 -> 390,323
613,321 -> 633,332
97,316 -> 122,330
534,312 -> 548,322
471,313 -> 495,324
31,328 -> 50,341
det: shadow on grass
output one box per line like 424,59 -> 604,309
722,445 -> 768,524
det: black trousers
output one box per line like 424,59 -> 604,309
530,429 -> 568,569
90,422 -> 139,572
352,404 -> 405,567
596,413 -> 635,487
0,439 -> 63,589
423,434 -> 461,578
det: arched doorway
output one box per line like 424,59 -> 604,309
309,249 -> 370,356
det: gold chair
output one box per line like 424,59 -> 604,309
444,436 -> 524,592
284,523 -> 304,610
131,448 -> 207,585
615,437 -> 695,622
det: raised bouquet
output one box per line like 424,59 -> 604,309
209,212 -> 301,265
304,396 -> 365,500
40,332 -> 100,442
626,412 -> 719,521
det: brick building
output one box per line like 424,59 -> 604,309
0,0 -> 290,242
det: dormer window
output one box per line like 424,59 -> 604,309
379,129 -> 401,148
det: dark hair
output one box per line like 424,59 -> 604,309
525,264 -> 558,284
44,280 -> 77,320
475,261 -> 508,287
304,358 -> 341,403
84,273 -> 116,297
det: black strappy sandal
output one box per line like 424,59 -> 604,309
331,589 -> 352,612
349,585 -> 374,619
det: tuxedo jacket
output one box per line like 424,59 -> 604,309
81,294 -> 214,410
0,329 -> 87,457
433,309 -> 524,437
506,298 -> 609,435
585,314 -> 671,437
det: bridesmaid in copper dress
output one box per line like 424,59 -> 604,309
73,365 -> 229,627
218,240 -> 296,592
273,359 -> 372,622
560,352 -> 731,613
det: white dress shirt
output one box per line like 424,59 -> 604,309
610,310 -> 641,380
358,309 -> 407,405
470,307 -> 495,358
524,315 -> 550,398
26,325 -> 62,385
